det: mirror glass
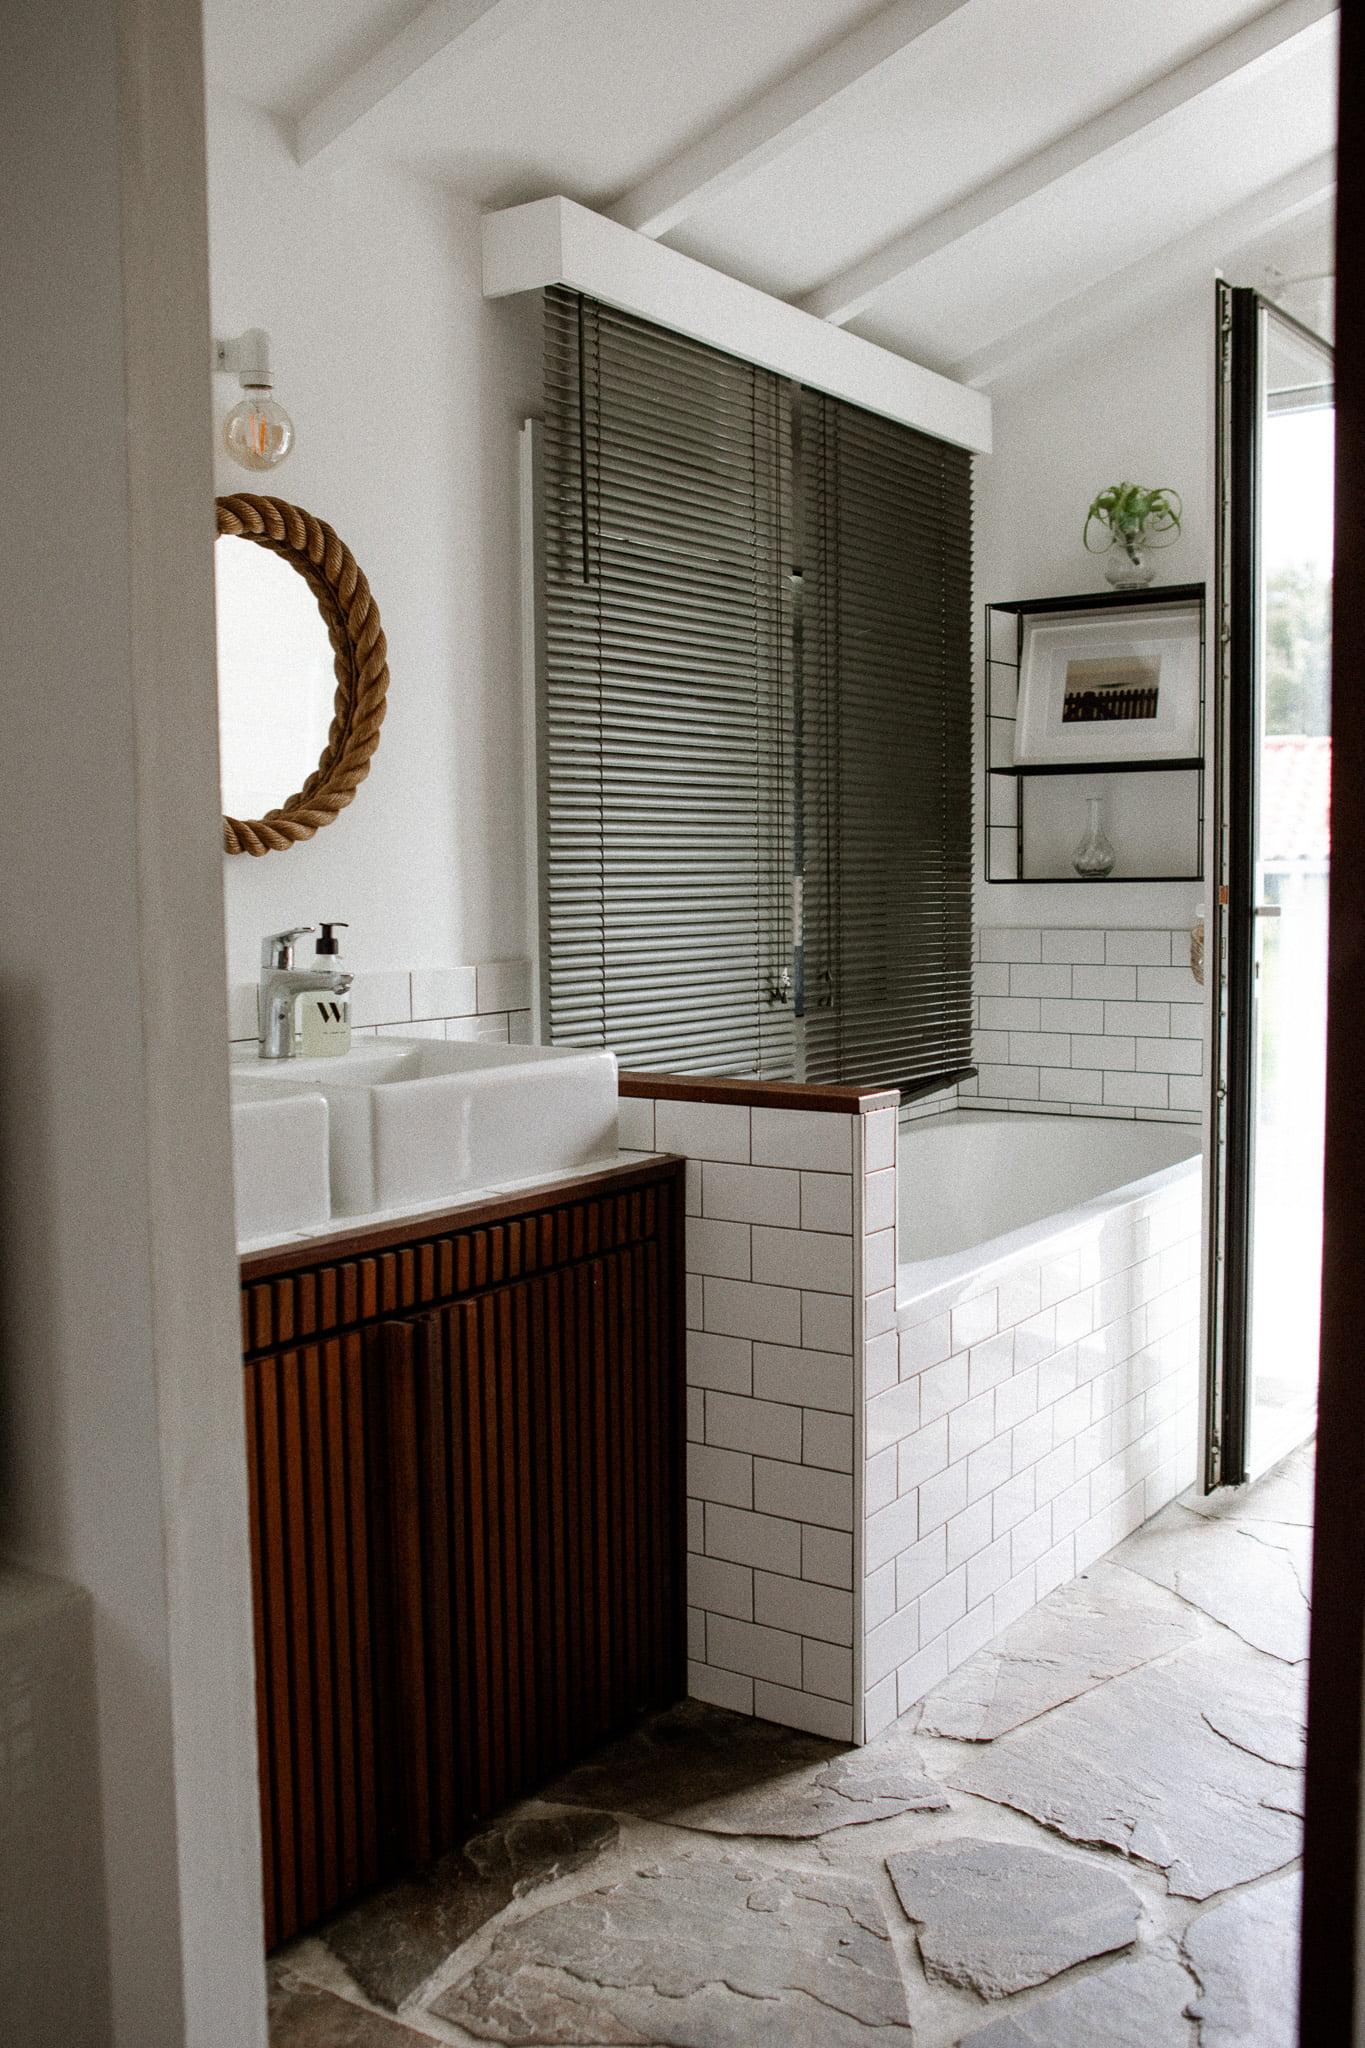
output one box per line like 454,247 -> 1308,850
215,534 -> 336,819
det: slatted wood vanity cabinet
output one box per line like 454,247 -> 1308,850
238,1155 -> 686,1949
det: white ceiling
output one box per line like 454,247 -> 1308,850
202,0 -> 1338,385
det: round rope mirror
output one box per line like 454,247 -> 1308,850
216,493 -> 389,857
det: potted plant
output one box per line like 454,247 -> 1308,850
1084,482 -> 1183,589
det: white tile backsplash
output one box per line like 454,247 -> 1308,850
229,957 -> 534,1052
969,926 -> 1205,1125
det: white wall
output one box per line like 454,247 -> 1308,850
974,283 -> 1217,930
1,1 -> 264,2042
206,94 -> 541,989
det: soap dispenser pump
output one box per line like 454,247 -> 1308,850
299,922 -> 352,1056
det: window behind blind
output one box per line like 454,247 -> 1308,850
538,287 -> 795,1076
537,289 -> 973,1095
799,391 -> 975,1094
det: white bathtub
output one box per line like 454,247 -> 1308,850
897,1110 -> 1201,1302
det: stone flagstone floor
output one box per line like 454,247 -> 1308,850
269,1441 -> 1312,2048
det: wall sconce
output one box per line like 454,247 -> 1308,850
214,327 -> 294,472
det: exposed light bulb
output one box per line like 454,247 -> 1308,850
223,384 -> 295,471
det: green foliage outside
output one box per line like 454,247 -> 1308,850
1265,562 -> 1332,736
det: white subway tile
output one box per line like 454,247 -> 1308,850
946,1494 -> 994,1569
967,1531 -> 1013,1608
1104,1071 -> 1169,1109
1136,1037 -> 1201,1076
1039,997 -> 1106,1034
979,995 -> 1041,1031
1009,1031 -> 1071,1066
1170,1004 -> 1205,1040
703,1162 -> 800,1226
1104,1000 -> 1170,1036
410,966 -> 477,1021
804,1410 -> 853,1472
1035,1440 -> 1076,1505
1035,1535 -> 1076,1601
866,1445 -> 898,1512
994,1566 -> 1038,1632
689,1331 -> 752,1395
1040,1251 -> 1081,1306
1073,964 -> 1137,1001
707,1613 -> 801,1687
920,1355 -> 969,1424
1012,1502 -> 1054,1573
752,1225 -> 852,1295
800,1172 -> 853,1234
1168,1074 -> 1204,1111
349,969 -> 413,1028
657,1098 -> 751,1164
862,1169 -> 895,1235
803,1638 -> 853,1702
980,928 -> 1042,962
866,1561 -> 897,1632
899,1314 -> 952,1380
864,1228 -> 896,1297
687,1271 -> 704,1329
976,961 -> 1012,995
705,1391 -> 801,1462
688,1660 -> 753,1716
507,1009 -> 534,1045
618,1095 -> 656,1152
1010,1410 -> 1052,1473
867,1602 -> 920,1688
896,1525 -> 948,1608
919,1461 -> 969,1537
967,1436 -> 1012,1504
1041,1067 -> 1104,1105
451,1012 -> 509,1043
689,1553 -> 753,1621
753,1458 -> 852,1531
949,1391 -> 996,1465
994,1366 -> 1039,1434
753,1344 -> 852,1411
948,1597 -> 998,1669
1136,965 -> 1202,1002
751,1107 -> 853,1172
705,1277 -> 802,1345
752,1680 -> 851,1743
919,1566 -> 968,1644
380,1018 -> 446,1040
968,1329 -> 1015,1395
899,1416 -> 949,1492
804,1292 -> 854,1354
952,1290 -> 998,1352
684,1160 -> 704,1216
864,1108 -> 897,1173
476,959 -> 532,1012
687,1388 -> 705,1441
993,1469 -> 1035,1538
1056,1290 -> 1095,1346
688,1442 -> 752,1509
1039,1349 -> 1081,1410
754,1570 -> 852,1646
1106,930 -> 1171,966
687,1216 -> 751,1280
866,1490 -> 919,1573
1041,928 -> 1106,964
977,1063 -> 1039,1099
1071,1033 -> 1135,1070
998,1265 -> 1043,1326
802,1525 -> 853,1589
868,1380 -> 921,1457
688,1498 -> 705,1551
897,1637 -> 950,1714
1008,964 -> 1073,998
705,1502 -> 801,1576
865,1329 -> 898,1398
1052,1475 -> 1091,1540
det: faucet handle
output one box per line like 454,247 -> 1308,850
261,926 -> 313,970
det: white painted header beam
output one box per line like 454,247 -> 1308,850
482,196 -> 992,454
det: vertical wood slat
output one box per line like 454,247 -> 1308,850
241,1167 -> 685,1948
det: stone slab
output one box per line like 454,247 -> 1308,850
548,1698 -> 947,1836
1112,1513 -> 1309,1663
324,1808 -> 617,2010
949,1639 -> 1303,1899
430,1852 -> 914,2045
916,1562 -> 1200,1742
960,1953 -> 1195,2046
269,1974 -> 437,2047
887,1837 -> 1140,1997
1181,1442 -> 1313,1527
1183,1870 -> 1300,2048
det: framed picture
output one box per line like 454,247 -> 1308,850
1014,600 -> 1202,765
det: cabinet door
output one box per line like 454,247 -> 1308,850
379,1238 -> 684,1867
242,1333 -> 385,1949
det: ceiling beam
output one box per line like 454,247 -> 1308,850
954,152 -> 1335,389
606,0 -> 970,240
294,0 -> 545,165
801,0 -> 1339,327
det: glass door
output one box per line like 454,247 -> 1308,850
1209,284 -> 1333,1486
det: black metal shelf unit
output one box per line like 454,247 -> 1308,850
984,582 -> 1207,885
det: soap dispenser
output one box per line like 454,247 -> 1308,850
299,922 -> 352,1056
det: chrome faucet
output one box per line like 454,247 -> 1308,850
258,927 -> 353,1060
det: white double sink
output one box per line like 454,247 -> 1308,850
229,1037 -> 620,1249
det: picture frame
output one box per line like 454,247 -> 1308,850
1013,599 -> 1202,765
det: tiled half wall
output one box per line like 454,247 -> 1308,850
624,1081 -> 1202,1748
227,959 -> 533,1048
964,925 -> 1205,1124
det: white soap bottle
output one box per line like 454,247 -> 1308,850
299,921 -> 352,1057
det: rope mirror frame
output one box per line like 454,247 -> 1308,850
217,493 -> 390,857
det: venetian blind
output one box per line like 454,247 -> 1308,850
538,288 -> 795,1076
799,391 -> 974,1094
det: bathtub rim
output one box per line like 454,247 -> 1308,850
896,1144 -> 1202,1324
